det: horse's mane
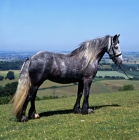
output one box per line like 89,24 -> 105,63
68,35 -> 110,68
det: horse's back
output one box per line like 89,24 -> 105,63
28,51 -> 84,84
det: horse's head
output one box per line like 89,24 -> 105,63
107,34 -> 123,66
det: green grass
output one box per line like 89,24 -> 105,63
96,71 -> 132,79
1,74 -> 139,97
0,78 -> 18,87
37,79 -> 139,97
0,70 -> 20,78
0,90 -> 139,139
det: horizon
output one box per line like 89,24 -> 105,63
0,50 -> 139,54
0,0 -> 139,52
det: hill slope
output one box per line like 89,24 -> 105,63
0,90 -> 139,139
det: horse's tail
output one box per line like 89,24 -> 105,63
10,58 -> 31,116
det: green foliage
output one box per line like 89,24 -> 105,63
0,85 -> 2,90
0,70 -> 19,79
131,76 -> 139,80
0,82 -> 18,97
0,96 -> 11,105
0,61 -> 23,70
0,75 -> 4,81
0,86 -> 3,96
118,84 -> 134,91
104,75 -> 125,79
6,71 -> 15,80
96,71 -> 127,79
0,81 -> 17,104
35,96 -> 41,101
36,95 -> 59,101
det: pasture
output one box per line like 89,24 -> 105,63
0,70 -> 20,78
0,90 -> 139,139
37,79 -> 139,97
96,71 -> 131,79
0,70 -> 139,97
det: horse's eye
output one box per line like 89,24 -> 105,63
114,46 -> 118,49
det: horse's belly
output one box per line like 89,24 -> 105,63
48,74 -> 82,84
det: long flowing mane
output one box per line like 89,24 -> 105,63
68,35 -> 110,68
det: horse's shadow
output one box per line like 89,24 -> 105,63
39,104 -> 120,117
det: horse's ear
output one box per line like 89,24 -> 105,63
117,34 -> 120,38
113,34 -> 117,42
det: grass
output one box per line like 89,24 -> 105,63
0,90 -> 139,139
0,71 -> 139,97
0,70 -> 20,78
37,79 -> 139,97
96,71 -> 132,79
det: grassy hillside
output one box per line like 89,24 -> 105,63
1,78 -> 139,98
0,72 -> 139,97
0,70 -> 20,78
97,71 -> 131,79
0,90 -> 139,140
37,79 -> 139,97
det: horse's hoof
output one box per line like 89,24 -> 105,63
82,108 -> 94,114
17,115 -> 28,122
81,108 -> 88,114
88,108 -> 94,114
28,112 -> 40,119
73,108 -> 81,114
34,113 -> 40,119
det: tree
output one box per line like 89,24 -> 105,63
6,71 -> 15,80
0,86 -> 3,97
0,75 -> 4,81
118,84 -> 134,91
2,82 -> 18,96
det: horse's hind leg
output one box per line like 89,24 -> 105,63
28,86 -> 40,119
16,98 -> 29,122
17,85 -> 38,122
73,81 -> 83,113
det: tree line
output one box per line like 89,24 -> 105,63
95,75 -> 125,80
0,61 -> 23,70
0,61 -> 139,71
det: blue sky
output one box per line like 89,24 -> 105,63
0,0 -> 139,52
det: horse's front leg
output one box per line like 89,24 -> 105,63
73,81 -> 83,113
82,78 -> 94,114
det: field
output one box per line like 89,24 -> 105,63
1,77 -> 139,97
96,71 -> 132,79
0,70 -> 20,78
0,70 -> 139,97
0,69 -> 139,139
0,90 -> 139,139
37,79 -> 139,97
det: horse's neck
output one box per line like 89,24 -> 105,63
96,47 -> 107,64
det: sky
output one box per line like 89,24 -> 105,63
0,0 -> 139,52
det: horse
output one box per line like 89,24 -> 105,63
11,34 -> 123,122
